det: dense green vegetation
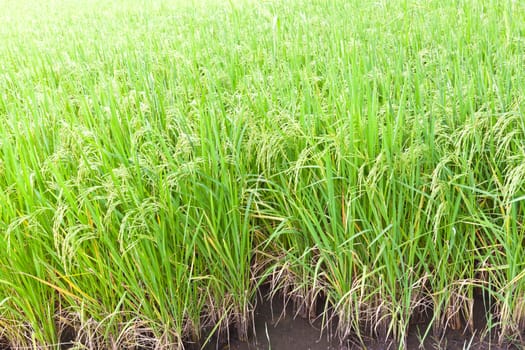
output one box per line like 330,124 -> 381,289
1,0 -> 525,348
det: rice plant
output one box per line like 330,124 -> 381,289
1,0 -> 524,348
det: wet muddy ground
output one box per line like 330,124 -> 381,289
196,291 -> 524,350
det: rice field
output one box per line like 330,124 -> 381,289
1,0 -> 525,348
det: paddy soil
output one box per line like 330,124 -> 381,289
196,291 -> 524,350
